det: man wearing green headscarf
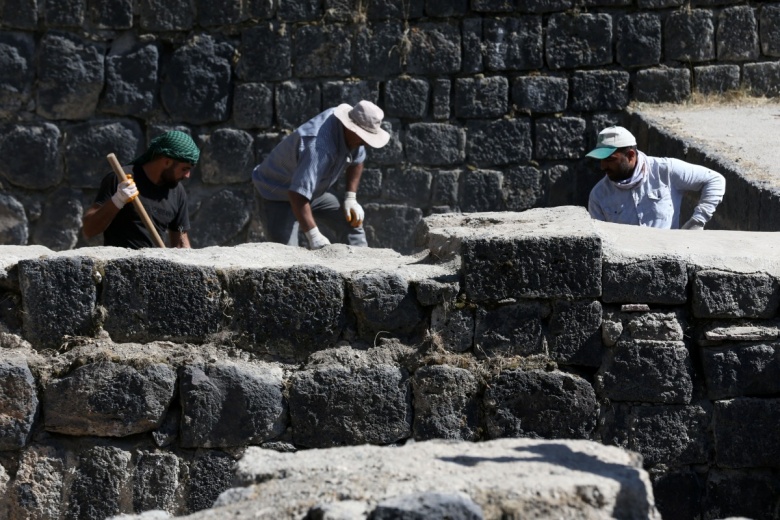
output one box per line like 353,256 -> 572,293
82,130 -> 200,249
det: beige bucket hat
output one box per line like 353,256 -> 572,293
334,100 -> 391,148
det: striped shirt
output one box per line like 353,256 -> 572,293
252,108 -> 366,201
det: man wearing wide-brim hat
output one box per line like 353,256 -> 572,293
251,100 -> 390,249
586,125 -> 725,230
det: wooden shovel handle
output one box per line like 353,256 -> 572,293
106,153 -> 166,249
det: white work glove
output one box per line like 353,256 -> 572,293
111,175 -> 138,209
304,226 -> 331,250
681,217 -> 705,230
343,191 -> 364,227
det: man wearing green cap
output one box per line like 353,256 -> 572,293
82,130 -> 200,248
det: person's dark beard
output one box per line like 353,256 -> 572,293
159,164 -> 179,189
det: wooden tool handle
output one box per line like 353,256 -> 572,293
106,153 -> 166,249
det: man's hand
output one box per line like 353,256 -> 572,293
111,175 -> 139,208
681,217 -> 705,230
343,191 -> 364,227
305,227 -> 331,249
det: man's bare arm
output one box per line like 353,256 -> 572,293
169,230 -> 191,248
288,191 -> 316,232
82,202 -> 120,239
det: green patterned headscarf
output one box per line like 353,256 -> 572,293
131,130 -> 200,165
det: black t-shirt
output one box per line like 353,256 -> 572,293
94,164 -> 190,249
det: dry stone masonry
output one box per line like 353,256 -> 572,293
0,207 -> 779,518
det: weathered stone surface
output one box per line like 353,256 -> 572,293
188,450 -> 235,513
233,83 -> 273,129
413,278 -> 459,307
474,302 -> 545,358
349,270 -> 423,338
0,193 -> 28,245
549,300 -> 602,367
382,167 -> 432,206
367,119 -> 402,166
665,10 -> 714,62
237,23 -> 291,81
743,61 -> 780,97
697,321 -> 780,345
651,469 -> 703,520
37,32 -> 103,120
277,0 -> 320,21
32,187 -> 83,251
354,22 -> 403,77
68,446 -> 131,520
161,35 -> 232,124
364,0 -> 423,19
322,79 -> 379,108
0,356 -> 37,449
8,445 -> 64,518
693,269 -> 780,318
433,79 -> 451,120
462,17 -> 482,74
364,204 -> 424,254
502,166 -> 541,211
196,0 -> 241,26
293,24 -> 351,78
189,188 -> 253,247
714,398 -> 780,468
139,0 -> 194,30
483,17 -> 544,71
406,22 -> 461,75
90,0 -> 133,28
200,128 -> 255,185
629,405 -> 710,467
18,256 -> 96,349
425,0 -> 468,17
517,0 -> 575,12
602,258 -> 688,304
460,169 -> 503,213
625,312 -> 684,342
617,13 -> 661,68
760,5 -> 780,57
405,123 -> 465,166
430,306 -> 474,353
43,0 -> 83,27
597,340 -> 693,404
703,343 -> 780,400
44,361 -> 176,436
717,6 -> 759,62
289,364 -> 412,448
412,365 -> 480,441
546,13 -> 612,70
633,68 -> 692,103
179,362 -> 286,448
64,119 -> 143,189
0,123 -> 62,190
275,80 -> 321,129
134,452 -> 180,513
466,118 -> 532,167
485,369 -> 598,440
2,0 -> 38,29
0,32 -> 34,115
102,257 -> 222,343
101,40 -> 159,116
384,77 -> 429,119
534,117 -> 586,160
703,469 -> 780,520
372,492 -> 484,520
430,169 -> 459,208
695,64 -> 741,95
570,71 -> 630,112
512,75 -> 568,114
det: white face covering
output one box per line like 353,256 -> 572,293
613,150 -> 647,190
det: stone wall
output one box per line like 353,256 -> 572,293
1,1 -> 779,253
2,207 -> 780,518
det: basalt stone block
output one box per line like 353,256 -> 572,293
0,290 -> 22,332
693,270 -> 780,319
665,10 -> 714,62
467,118 -> 532,166
365,0 -> 423,20
460,169 -> 503,213
464,233 -> 601,301
517,0 -> 574,12
294,24 -> 351,78
638,0 -> 683,6
430,306 -> 474,353
743,62 -> 780,97
134,452 -> 179,513
717,6 -> 759,62
43,0 -> 84,26
630,405 -> 710,467
196,0 -> 242,26
3,0 -> 37,29
634,67 -> 692,104
483,17 -> 544,71
625,312 -> 684,342
471,0 -> 513,11
760,5 -> 780,57
651,469 -> 703,520
354,21 -> 403,77
431,169 -> 459,207
275,81 -> 321,129
405,123 -> 465,166
535,117 -> 586,160
233,83 -> 273,129
89,0 -> 132,28
180,362 -> 286,448
65,120 -> 143,189
512,76 -> 568,114
364,204 -> 424,254
695,65 -> 741,95
503,166 -> 542,211
8,445 -> 65,519
139,0 -> 194,30
571,71 -> 630,112
0,32 -> 34,115
382,167 -> 432,205
349,271 -> 423,337
101,42 -> 159,116
0,194 -> 28,245
277,0 -> 320,20
455,77 -> 508,119
413,279 -> 458,307
102,257 -> 222,343
189,188 -> 252,247
228,266 -> 345,356
322,80 -> 379,108
703,469 -> 780,520
412,365 -> 480,441
426,0 -> 468,17
546,13 -> 612,70
323,0 -> 359,22
368,119 -> 402,166
616,13 -> 661,68
237,23 -> 291,81
597,340 -> 693,404
474,302 -> 545,358
37,32 -> 103,120
188,450 -> 235,513
255,131 -> 284,163
385,77 -> 429,119
45,361 -> 176,437
18,256 -> 96,350
67,446 -> 131,520
602,258 -> 688,304
335,167 -> 383,199
549,300 -> 602,367
406,22 -> 461,75
372,492 -> 484,520
462,18 -> 483,74
703,343 -> 780,400
33,187 -> 83,251
714,398 -> 780,468
0,357 -> 37,450
200,129 -> 255,185
161,35 -> 232,125
289,364 -> 412,447
485,369 -> 598,439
